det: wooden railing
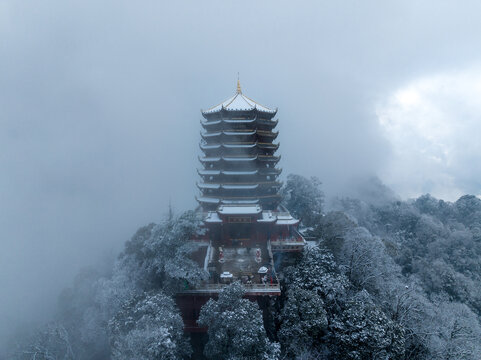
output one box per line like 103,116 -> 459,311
270,237 -> 305,244
180,283 -> 280,293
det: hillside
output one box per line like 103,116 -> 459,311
5,175 -> 481,360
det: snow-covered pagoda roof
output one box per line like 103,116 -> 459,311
217,204 -> 262,215
202,81 -> 276,115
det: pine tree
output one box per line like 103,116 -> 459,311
108,291 -> 191,360
198,282 -> 280,360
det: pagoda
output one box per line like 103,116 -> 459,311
196,80 -> 282,209
177,82 -> 306,332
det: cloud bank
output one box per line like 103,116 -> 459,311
377,66 -> 481,200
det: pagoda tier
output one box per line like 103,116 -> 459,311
200,117 -> 278,132
198,86 -> 282,210
201,129 -> 279,142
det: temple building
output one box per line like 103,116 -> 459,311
197,80 -> 281,209
177,82 -> 306,331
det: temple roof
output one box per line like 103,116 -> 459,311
201,206 -> 301,225
200,118 -> 278,127
218,204 -> 262,215
200,142 -> 279,151
202,82 -> 276,115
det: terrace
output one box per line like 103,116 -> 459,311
180,244 -> 280,296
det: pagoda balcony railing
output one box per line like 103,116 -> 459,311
200,129 -> 278,136
200,181 -> 282,186
178,282 -> 281,294
270,239 -> 305,253
271,235 -> 305,242
271,237 -> 305,245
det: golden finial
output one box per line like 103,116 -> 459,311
236,73 -> 242,94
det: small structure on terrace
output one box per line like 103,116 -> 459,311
177,81 -> 306,331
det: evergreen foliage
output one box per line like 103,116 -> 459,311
119,210 -> 208,294
197,282 -> 280,360
6,176 -> 481,359
281,174 -> 324,226
108,291 -> 191,360
279,247 -> 405,359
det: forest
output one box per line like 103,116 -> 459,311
4,174 -> 481,359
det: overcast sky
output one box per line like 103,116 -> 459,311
1,0 -> 481,345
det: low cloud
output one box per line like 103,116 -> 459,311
377,65 -> 481,200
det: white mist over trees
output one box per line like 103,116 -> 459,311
4,174 -> 481,359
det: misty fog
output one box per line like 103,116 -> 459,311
2,0 -> 481,349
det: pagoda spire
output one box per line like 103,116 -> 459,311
236,74 -> 242,94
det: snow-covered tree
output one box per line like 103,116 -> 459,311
283,246 -> 349,303
454,195 -> 481,228
281,174 -> 324,227
198,282 -> 280,360
281,246 -> 405,359
428,301 -> 481,360
108,291 -> 191,360
56,268 -> 110,359
330,291 -> 405,360
119,210 -> 208,294
8,188 -> 481,360
11,322 -> 75,360
340,227 -> 393,292
278,286 -> 328,357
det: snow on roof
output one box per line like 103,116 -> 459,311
259,168 -> 282,175
202,142 -> 275,150
197,183 -> 221,189
221,199 -> 259,205
258,155 -> 280,162
222,184 -> 259,190
199,157 -> 262,163
201,131 -> 221,137
258,142 -> 279,149
223,118 -> 257,124
218,205 -> 262,215
199,157 -> 221,162
223,143 -> 257,149
222,170 -> 258,175
276,219 -> 299,225
223,130 -> 256,136
223,156 -> 257,162
198,169 -> 221,176
204,211 -> 222,223
196,196 -> 220,204
201,119 -> 222,126
258,211 -> 276,223
276,214 -> 293,220
276,213 -> 299,225
202,87 -> 276,114
200,143 -> 221,150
